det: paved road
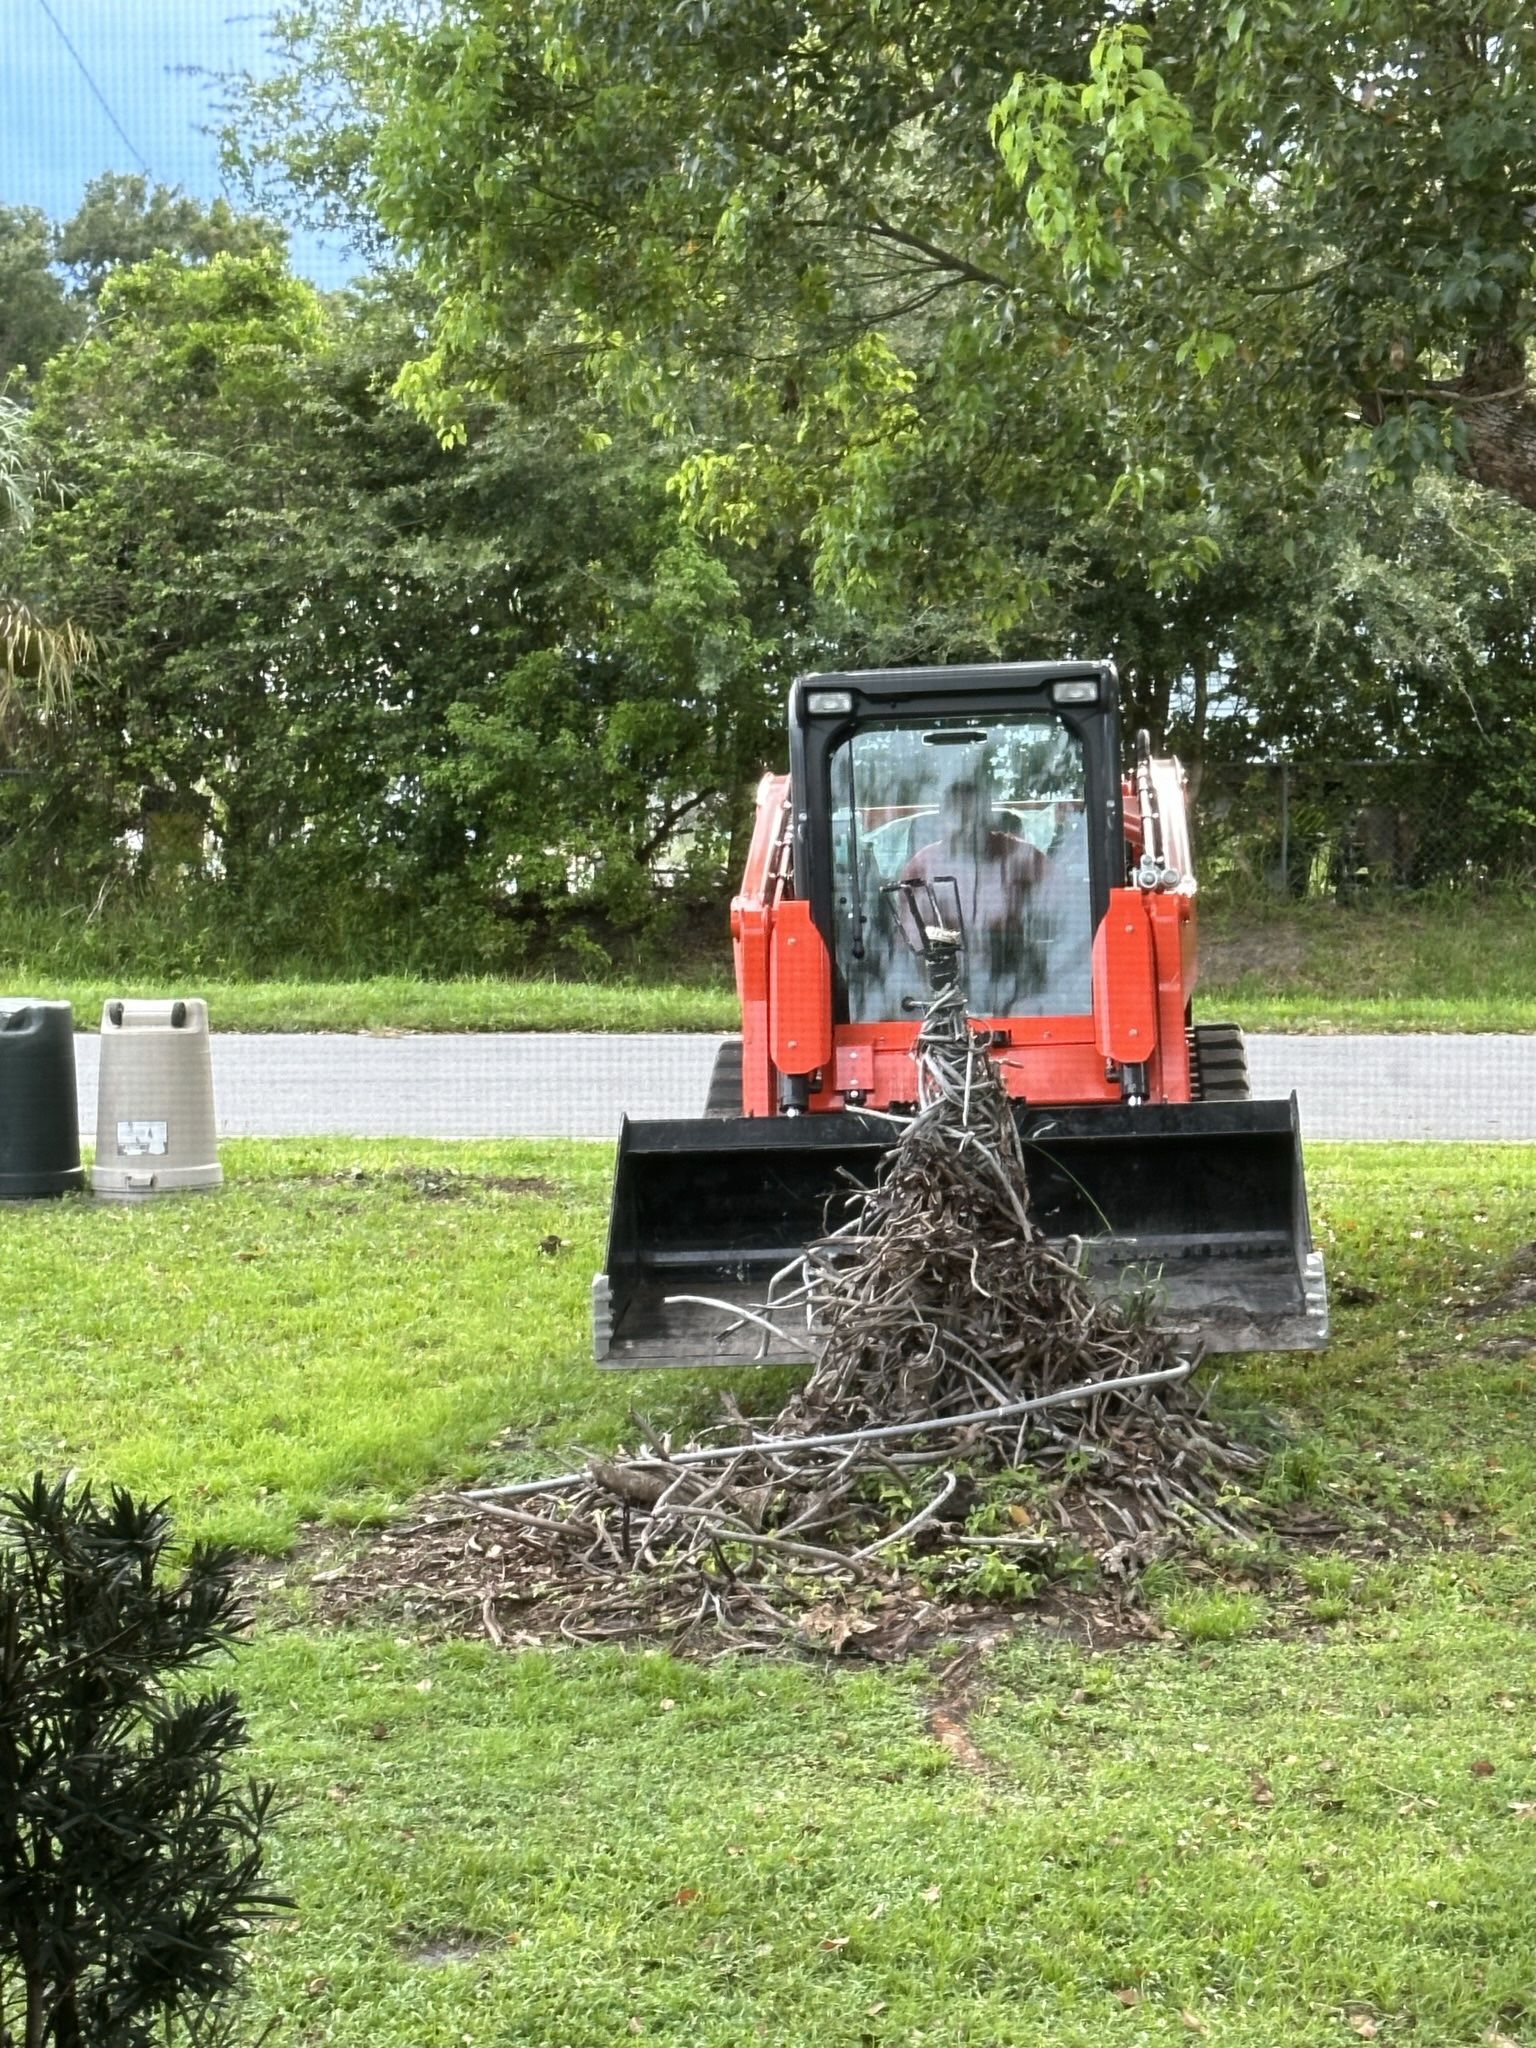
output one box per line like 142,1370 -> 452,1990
69,1032 -> 1536,1142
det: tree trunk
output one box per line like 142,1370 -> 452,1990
1361,336 -> 1536,511
1118,665 -> 1173,748
1459,392 -> 1536,510
1437,338 -> 1536,511
1184,664 -> 1211,798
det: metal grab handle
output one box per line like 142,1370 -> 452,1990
881,874 -> 966,950
881,875 -> 968,993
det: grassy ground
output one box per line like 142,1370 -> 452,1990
5,889 -> 1534,1033
247,1589 -> 1536,2047
1197,889 -> 1536,1033
0,1141 -> 643,1552
2,973 -> 738,1035
4,1141 -> 1536,2042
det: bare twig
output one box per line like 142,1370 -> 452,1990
440,979 -> 1265,1652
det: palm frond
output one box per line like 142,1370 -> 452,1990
0,403 -> 87,724
0,395 -> 38,538
0,596 -> 90,721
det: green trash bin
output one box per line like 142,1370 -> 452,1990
0,999 -> 83,1199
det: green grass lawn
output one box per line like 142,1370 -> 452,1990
247,1583 -> 1536,2048
2,972 -> 739,1035
0,1140 -> 721,1552
1198,889 -> 1536,1033
4,1141 -> 1535,2045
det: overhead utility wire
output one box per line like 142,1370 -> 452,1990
32,0 -> 152,177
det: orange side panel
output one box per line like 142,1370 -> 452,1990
988,1042 -> 1116,1104
833,1042 -> 875,1094
769,901 -> 833,1076
1147,892 -> 1193,1100
731,773 -> 791,1118
1092,888 -> 1159,1066
734,904 -> 773,1115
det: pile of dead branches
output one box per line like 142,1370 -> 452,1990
445,978 -> 1265,1653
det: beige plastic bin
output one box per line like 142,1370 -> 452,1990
91,998 -> 222,1200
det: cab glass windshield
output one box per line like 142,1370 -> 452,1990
828,715 -> 1093,1022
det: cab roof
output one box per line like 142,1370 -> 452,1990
794,658 -> 1114,699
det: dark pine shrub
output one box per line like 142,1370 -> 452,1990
0,1474 -> 284,2048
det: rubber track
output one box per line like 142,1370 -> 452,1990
704,1037 -> 744,1117
1189,1021 -> 1252,1102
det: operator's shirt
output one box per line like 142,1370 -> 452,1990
898,830 -> 1049,947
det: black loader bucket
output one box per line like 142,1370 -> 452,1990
593,1097 -> 1328,1367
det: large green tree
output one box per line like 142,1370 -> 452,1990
233,0 -> 1536,626
56,173 -> 288,299
10,248 -> 804,965
3,180 -> 295,813
2,180 -> 288,391
0,208 -> 79,386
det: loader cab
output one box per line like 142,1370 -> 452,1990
788,662 -> 1122,1025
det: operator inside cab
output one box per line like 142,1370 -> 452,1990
896,761 -> 1050,952
829,715 -> 1094,1023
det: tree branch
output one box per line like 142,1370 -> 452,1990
1241,255 -> 1352,299
1363,378 -> 1529,409
636,789 -> 713,866
862,216 -> 1013,293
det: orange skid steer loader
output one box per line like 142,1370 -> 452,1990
594,660 -> 1328,1367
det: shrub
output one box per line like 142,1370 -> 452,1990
0,1474 -> 283,2048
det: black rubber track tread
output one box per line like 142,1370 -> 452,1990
704,1037 -> 744,1117
1189,1022 -> 1252,1102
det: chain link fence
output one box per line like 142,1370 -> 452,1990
1192,758 -> 1536,899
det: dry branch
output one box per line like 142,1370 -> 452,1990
443,976 -> 1266,1653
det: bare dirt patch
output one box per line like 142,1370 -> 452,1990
297,1499 -> 1249,1667
1200,921 -> 1310,987
1464,1242 -> 1536,1322
305,1165 -> 560,1200
308,1501 -> 1009,1661
280,1481 -> 1418,1674
927,1706 -> 988,1772
1472,1333 -> 1536,1359
394,1931 -> 503,1968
